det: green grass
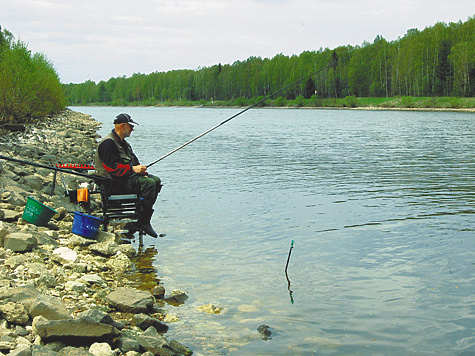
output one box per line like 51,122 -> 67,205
70,97 -> 475,110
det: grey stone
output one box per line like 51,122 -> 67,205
57,346 -> 94,356
257,324 -> 272,340
4,188 -> 28,207
78,274 -> 106,287
31,344 -> 60,355
25,175 -> 45,192
105,252 -> 131,271
14,325 -> 29,337
1,209 -> 23,222
4,254 -> 28,269
0,285 -> 40,308
0,221 -> 8,241
164,290 -> 188,306
7,345 -> 32,356
51,247 -> 77,264
12,167 -> 30,177
39,341 -> 67,352
105,287 -> 155,313
76,309 -> 123,330
152,285 -> 166,299
116,337 -> 141,353
4,233 -> 38,252
88,342 -> 113,356
95,231 -> 119,244
33,317 -> 119,343
67,235 -> 94,248
88,242 -> 118,257
0,334 -> 16,351
29,294 -> 72,320
0,301 -> 29,325
136,327 -> 172,356
132,313 -> 168,333
32,232 -> 58,247
168,340 -> 193,356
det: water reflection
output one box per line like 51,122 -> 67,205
125,246 -> 160,291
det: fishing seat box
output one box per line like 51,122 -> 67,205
100,193 -> 143,231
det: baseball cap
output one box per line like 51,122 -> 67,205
114,113 -> 139,125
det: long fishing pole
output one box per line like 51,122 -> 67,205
147,60 -> 337,168
0,154 -> 106,181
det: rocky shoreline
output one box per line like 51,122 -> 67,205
0,110 -> 193,356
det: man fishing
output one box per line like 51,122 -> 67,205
94,113 -> 161,238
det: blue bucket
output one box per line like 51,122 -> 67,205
72,212 -> 103,239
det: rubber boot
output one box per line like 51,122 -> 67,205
140,209 -> 158,238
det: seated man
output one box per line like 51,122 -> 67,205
94,113 -> 161,237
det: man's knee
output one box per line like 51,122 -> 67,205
144,175 -> 160,189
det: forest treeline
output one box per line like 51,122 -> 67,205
0,26 -> 65,124
64,17 -> 475,107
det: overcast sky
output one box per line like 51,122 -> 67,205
2,0 -> 473,84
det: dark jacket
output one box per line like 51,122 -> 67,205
94,130 -> 139,181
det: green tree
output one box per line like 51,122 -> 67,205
304,77 -> 316,99
449,41 -> 475,96
97,81 -> 110,102
435,40 -> 453,96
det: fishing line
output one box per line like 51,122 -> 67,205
146,60 -> 337,168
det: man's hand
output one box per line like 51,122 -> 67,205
132,164 -> 148,175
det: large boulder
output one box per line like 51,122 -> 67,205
3,233 -> 38,252
29,294 -> 72,320
105,287 -> 155,313
33,317 -> 119,343
0,285 -> 40,309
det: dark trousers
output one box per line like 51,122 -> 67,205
125,174 -> 162,211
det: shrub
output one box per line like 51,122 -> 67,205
344,95 -> 359,108
291,95 -> 305,107
273,96 -> 287,107
401,96 -> 414,108
0,37 -> 65,123
234,97 -> 249,107
449,97 -> 461,108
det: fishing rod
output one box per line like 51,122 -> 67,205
147,59 -> 337,168
0,154 -> 106,181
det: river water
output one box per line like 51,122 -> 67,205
72,106 -> 474,356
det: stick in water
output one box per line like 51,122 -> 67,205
285,239 -> 294,274
285,240 -> 294,304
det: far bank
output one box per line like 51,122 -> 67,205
67,96 -> 475,112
